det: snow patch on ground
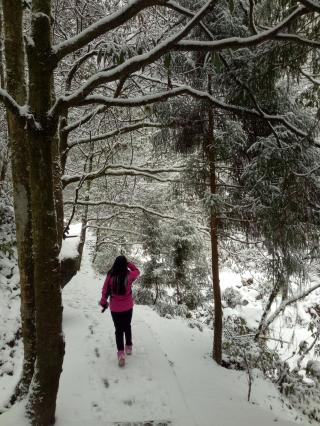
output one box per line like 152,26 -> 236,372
59,223 -> 81,260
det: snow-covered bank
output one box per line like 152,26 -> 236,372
0,203 -> 22,411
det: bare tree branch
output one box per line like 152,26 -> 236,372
63,175 -> 86,238
65,49 -> 99,91
62,164 -> 184,187
300,67 -> 320,85
68,121 -> 173,148
248,0 -> 258,35
61,105 -> 107,134
64,198 -> 177,220
260,282 -> 320,334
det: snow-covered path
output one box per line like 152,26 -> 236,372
57,243 -> 195,426
0,237 -> 306,426
55,241 -> 302,426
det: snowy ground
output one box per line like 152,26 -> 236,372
0,233 -> 308,426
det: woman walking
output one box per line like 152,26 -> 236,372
100,255 -> 140,367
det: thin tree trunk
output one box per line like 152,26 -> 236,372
2,0 -> 36,400
25,1 -> 65,424
52,131 -> 64,244
78,141 -> 94,267
93,211 -> 101,263
281,270 -> 289,302
205,75 -> 222,365
59,113 -> 69,175
254,278 -> 280,341
210,196 -> 222,364
0,5 -> 9,191
0,7 -> 4,89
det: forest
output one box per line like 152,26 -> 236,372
1,0 -> 320,425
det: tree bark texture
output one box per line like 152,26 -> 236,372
2,0 -> 36,400
23,1 -> 65,424
0,6 -> 8,191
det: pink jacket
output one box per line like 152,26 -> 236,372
100,262 -> 140,312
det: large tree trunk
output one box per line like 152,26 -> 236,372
2,0 -> 36,400
24,1 -> 65,424
205,76 -> 222,365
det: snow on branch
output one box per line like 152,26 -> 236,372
64,198 -> 177,220
53,0 -> 173,62
174,6 -> 308,51
166,0 -> 213,39
65,200 -> 209,235
61,105 -> 107,134
71,86 -> 307,138
68,121 -> 172,149
0,89 -> 22,116
50,0 -> 214,116
62,164 -> 184,187
0,89 -> 39,128
299,0 -> 320,13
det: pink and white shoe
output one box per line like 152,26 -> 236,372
117,351 -> 125,367
125,345 -> 132,355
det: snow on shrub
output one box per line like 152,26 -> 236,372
306,360 -> 320,381
154,301 -> 176,318
222,286 -> 243,308
155,301 -> 190,319
133,287 -> 155,305
183,289 -> 203,310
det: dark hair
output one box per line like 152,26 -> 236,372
109,255 -> 128,295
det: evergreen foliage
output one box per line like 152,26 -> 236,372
139,215 -> 209,310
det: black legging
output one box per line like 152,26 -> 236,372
111,309 -> 133,351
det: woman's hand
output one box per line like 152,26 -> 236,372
100,301 -> 109,313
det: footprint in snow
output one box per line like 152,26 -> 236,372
91,401 -> 101,412
102,378 -> 109,388
123,398 -> 135,406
